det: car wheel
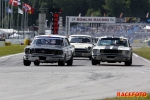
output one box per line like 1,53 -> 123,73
67,54 -> 73,66
89,56 -> 92,60
92,58 -> 98,65
58,55 -> 66,66
23,59 -> 31,66
34,61 -> 40,66
125,57 -> 132,66
97,61 -> 100,65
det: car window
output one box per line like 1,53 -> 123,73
65,38 -> 69,46
35,38 -> 63,45
69,36 -> 92,43
97,38 -> 129,47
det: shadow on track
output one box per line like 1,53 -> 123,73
97,64 -> 143,67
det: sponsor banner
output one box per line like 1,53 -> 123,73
69,17 -> 116,23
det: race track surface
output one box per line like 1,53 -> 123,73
0,53 -> 150,100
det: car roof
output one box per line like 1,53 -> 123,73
99,36 -> 128,40
35,34 -> 66,38
69,35 -> 92,37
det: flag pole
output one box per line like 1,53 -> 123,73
17,8 -> 19,39
2,0 -> 4,28
4,0 -> 7,28
0,0 -> 1,28
22,2 -> 24,39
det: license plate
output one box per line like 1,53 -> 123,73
75,53 -> 82,56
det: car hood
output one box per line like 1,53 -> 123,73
70,43 -> 93,48
27,45 -> 63,50
93,45 -> 131,50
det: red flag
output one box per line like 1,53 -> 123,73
28,7 -> 34,14
9,0 -> 20,6
23,3 -> 32,12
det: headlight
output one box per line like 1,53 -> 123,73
93,49 -> 99,54
55,50 -> 63,55
88,47 -> 91,50
124,50 -> 130,55
25,48 -> 30,54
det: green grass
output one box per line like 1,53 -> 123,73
101,93 -> 150,100
133,47 -> 150,60
0,45 -> 27,57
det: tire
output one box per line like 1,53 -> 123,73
34,61 -> 40,66
125,57 -> 132,66
67,55 -> 73,66
92,58 -> 98,65
23,59 -> 31,66
58,55 -> 66,66
97,61 -> 100,65
89,56 -> 92,60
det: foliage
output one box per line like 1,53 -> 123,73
5,0 -> 150,27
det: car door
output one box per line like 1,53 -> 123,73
65,38 -> 73,60
64,38 -> 69,60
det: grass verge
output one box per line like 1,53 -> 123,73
0,44 -> 27,57
133,47 -> 150,60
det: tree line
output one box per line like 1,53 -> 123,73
11,0 -> 150,27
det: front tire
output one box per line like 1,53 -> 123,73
34,61 -> 40,66
92,58 -> 98,65
67,55 -> 73,66
89,56 -> 92,60
125,57 -> 132,66
23,59 -> 31,66
58,55 -> 66,66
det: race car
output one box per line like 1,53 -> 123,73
69,35 -> 95,60
92,36 -> 132,66
23,35 -> 75,66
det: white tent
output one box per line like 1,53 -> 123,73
143,26 -> 150,29
9,33 -> 21,39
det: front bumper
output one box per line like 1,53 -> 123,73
74,52 -> 91,57
24,54 -> 64,63
92,54 -> 130,62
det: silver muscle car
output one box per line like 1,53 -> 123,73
69,35 -> 95,60
92,36 -> 132,66
23,35 -> 75,66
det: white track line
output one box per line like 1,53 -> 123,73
133,53 -> 150,63
0,53 -> 24,59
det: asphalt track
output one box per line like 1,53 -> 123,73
0,52 -> 150,100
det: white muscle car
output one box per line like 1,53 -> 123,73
92,36 -> 132,66
69,35 -> 94,60
23,35 -> 75,66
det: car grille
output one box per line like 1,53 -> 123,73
75,48 -> 89,53
100,49 -> 122,53
30,48 -> 63,55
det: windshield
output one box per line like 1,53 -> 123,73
69,36 -> 92,43
34,38 -> 63,45
97,38 -> 129,47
